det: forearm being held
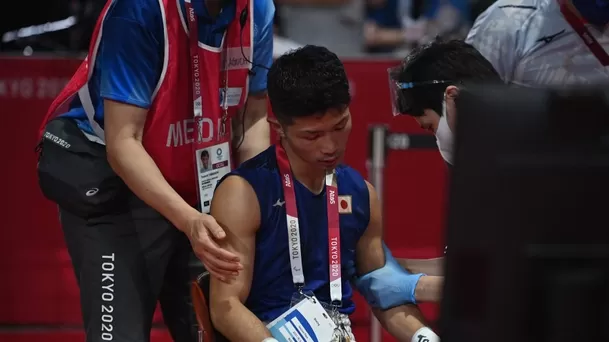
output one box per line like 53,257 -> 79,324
398,257 -> 445,276
414,275 -> 443,303
373,305 -> 427,342
210,296 -> 272,342
356,181 -> 438,341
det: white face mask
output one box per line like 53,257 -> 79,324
435,97 -> 454,165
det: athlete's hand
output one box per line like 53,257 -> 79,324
185,212 -> 243,282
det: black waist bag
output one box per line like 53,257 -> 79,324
37,118 -> 129,218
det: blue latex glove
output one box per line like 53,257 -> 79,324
354,243 -> 425,309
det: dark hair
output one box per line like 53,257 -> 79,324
267,45 -> 351,123
200,150 -> 209,159
394,38 -> 501,117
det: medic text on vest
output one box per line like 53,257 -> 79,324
166,117 -> 222,147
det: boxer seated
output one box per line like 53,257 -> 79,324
207,45 -> 443,342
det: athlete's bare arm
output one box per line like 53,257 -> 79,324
398,257 -> 444,276
208,176 -> 273,341
355,181 -> 443,341
233,93 -> 270,164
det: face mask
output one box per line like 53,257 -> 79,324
435,96 -> 454,165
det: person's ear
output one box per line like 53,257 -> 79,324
444,85 -> 459,131
445,85 -> 459,100
267,117 -> 285,138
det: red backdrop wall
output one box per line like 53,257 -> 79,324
0,57 -> 446,327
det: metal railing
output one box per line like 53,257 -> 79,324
366,125 -> 437,342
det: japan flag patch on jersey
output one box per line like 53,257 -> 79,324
338,195 -> 352,214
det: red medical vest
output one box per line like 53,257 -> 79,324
39,0 -> 253,205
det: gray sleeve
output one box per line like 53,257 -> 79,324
466,3 -> 533,83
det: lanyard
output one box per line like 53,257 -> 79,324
184,0 -> 230,140
184,0 -> 203,119
275,144 -> 343,306
559,0 -> 609,66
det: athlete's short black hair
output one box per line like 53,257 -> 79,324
393,38 -> 501,117
200,149 -> 209,159
267,45 -> 351,124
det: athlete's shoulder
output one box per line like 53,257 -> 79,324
236,145 -> 277,171
221,146 -> 278,218
217,146 -> 276,202
337,164 -> 363,178
337,165 -> 367,192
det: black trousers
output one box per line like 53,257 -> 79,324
59,195 -> 200,342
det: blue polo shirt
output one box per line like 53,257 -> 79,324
63,0 -> 274,134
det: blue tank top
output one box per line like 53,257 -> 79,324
221,145 -> 370,323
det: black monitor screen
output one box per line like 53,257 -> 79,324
440,85 -> 609,342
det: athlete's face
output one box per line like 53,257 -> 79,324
282,108 -> 352,169
201,154 -> 209,167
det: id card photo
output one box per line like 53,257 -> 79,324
196,142 -> 231,213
